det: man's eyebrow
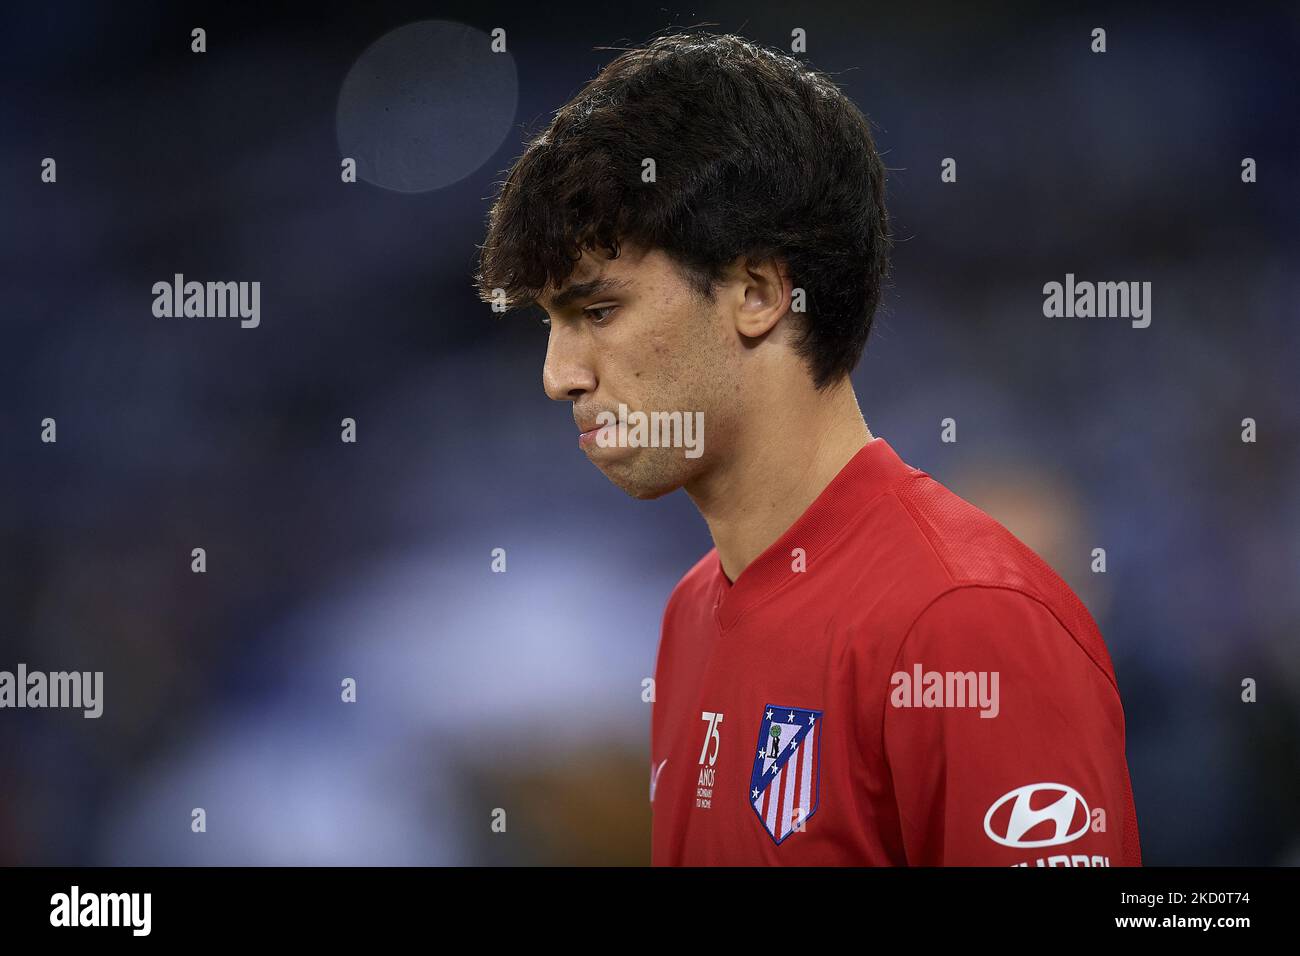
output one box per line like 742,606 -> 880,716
544,277 -> 631,313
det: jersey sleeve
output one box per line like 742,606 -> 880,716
881,585 -> 1140,866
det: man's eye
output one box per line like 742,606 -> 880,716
584,305 -> 617,324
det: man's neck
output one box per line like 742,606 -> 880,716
686,378 -> 873,584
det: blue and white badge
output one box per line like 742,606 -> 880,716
750,704 -> 822,844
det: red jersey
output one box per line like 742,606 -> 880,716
649,437 -> 1141,866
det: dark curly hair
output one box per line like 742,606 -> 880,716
475,31 -> 891,389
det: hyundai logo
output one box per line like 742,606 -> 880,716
983,783 -> 1091,848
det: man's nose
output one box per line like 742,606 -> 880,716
542,323 -> 597,402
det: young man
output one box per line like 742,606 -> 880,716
476,32 -> 1141,866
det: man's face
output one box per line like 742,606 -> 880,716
539,242 -> 742,498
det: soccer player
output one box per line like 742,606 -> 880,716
476,32 -> 1141,866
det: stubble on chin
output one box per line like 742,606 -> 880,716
592,447 -> 697,500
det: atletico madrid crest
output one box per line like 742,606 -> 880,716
750,704 -> 822,844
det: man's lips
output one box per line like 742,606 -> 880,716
576,415 -> 618,448
575,412 -> 610,434
578,424 -> 613,447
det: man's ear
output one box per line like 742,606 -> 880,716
731,256 -> 791,340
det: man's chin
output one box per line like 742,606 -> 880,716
591,456 -> 686,500
623,481 -> 679,501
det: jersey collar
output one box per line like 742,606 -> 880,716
711,437 -> 918,630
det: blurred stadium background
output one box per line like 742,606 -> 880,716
1,1 -> 1297,864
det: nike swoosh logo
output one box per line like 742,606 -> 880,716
649,758 -> 668,802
